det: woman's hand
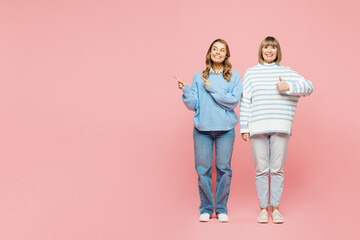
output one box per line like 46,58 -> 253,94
173,76 -> 186,89
241,133 -> 250,141
201,76 -> 211,89
276,77 -> 290,92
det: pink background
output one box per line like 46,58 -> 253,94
0,0 -> 359,239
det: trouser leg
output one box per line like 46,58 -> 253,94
214,129 -> 235,214
269,133 -> 290,207
251,134 -> 270,208
193,128 -> 214,214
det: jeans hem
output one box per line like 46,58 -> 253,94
215,210 -> 228,215
200,210 -> 213,215
270,204 -> 280,207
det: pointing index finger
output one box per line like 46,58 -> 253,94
173,75 -> 184,84
201,76 -> 208,82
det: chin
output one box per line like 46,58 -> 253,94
212,59 -> 224,63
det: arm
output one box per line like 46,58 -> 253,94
239,71 -> 251,134
205,72 -> 243,111
282,70 -> 314,97
181,74 -> 199,111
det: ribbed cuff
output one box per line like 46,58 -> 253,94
182,85 -> 191,97
206,84 -> 216,93
284,83 -> 293,94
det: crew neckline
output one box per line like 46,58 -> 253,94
261,62 -> 276,66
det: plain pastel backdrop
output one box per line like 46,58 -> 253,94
0,0 -> 359,239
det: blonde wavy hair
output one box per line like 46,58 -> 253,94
202,39 -> 232,82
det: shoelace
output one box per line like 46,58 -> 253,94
272,210 -> 282,218
259,210 -> 268,217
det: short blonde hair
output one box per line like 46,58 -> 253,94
258,36 -> 282,64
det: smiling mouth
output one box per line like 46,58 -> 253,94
213,55 -> 223,59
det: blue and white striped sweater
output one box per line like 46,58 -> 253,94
239,63 -> 313,136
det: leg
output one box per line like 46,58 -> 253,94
269,132 -> 290,207
250,134 -> 270,208
214,129 -> 235,214
193,128 -> 214,215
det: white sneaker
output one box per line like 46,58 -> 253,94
257,209 -> 269,223
272,209 -> 284,224
217,213 -> 229,223
199,213 -> 210,222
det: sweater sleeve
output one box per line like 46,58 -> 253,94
239,71 -> 252,133
284,69 -> 314,97
206,72 -> 243,111
181,74 -> 199,111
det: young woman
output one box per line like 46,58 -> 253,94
240,36 -> 313,223
174,39 -> 242,222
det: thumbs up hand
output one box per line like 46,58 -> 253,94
276,77 -> 290,92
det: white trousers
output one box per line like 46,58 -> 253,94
250,132 -> 290,208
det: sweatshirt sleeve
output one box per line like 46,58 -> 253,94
181,74 -> 199,111
239,71 -> 252,133
284,69 -> 314,97
206,71 -> 243,111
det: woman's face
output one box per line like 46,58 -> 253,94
262,45 -> 277,63
210,42 -> 227,64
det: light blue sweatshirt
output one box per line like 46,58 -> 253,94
182,70 -> 243,131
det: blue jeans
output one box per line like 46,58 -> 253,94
193,127 -> 235,215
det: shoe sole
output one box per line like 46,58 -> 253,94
218,219 -> 229,223
199,218 -> 210,222
272,220 -> 284,224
